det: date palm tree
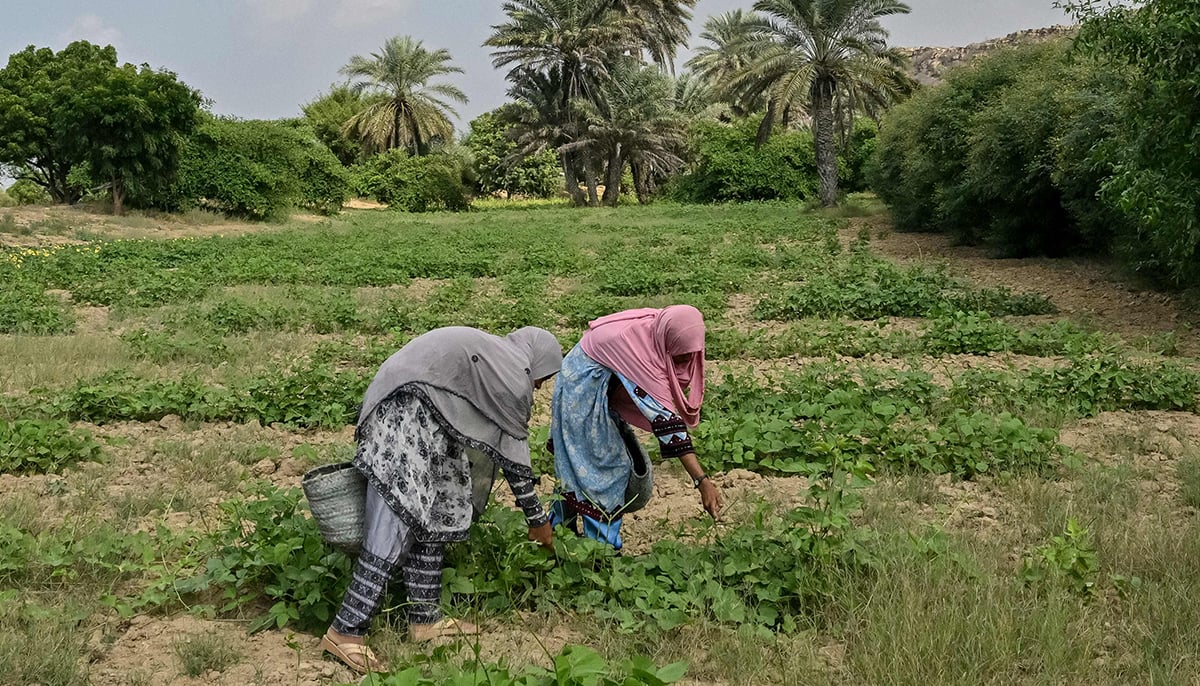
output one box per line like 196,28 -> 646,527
577,60 -> 687,204
487,0 -> 698,205
505,66 -> 590,206
685,10 -> 766,116
613,0 -> 698,68
734,0 -> 912,206
340,36 -> 468,156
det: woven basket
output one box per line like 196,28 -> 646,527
619,421 -> 654,514
302,462 -> 366,556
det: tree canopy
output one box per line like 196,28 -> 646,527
340,36 -> 468,156
0,41 -> 200,212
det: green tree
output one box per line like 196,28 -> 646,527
65,63 -> 201,214
488,0 -> 634,206
340,36 -> 468,156
579,61 -> 687,204
302,85 -> 379,165
1067,0 -> 1200,286
613,0 -> 698,67
177,117 -> 348,219
685,10 -> 766,116
734,0 -> 913,206
487,0 -> 698,206
504,67 -> 587,205
0,41 -> 117,203
672,73 -> 728,120
465,108 -> 560,198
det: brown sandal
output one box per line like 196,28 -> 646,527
408,617 -> 480,642
320,631 -> 385,674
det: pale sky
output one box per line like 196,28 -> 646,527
2,1 -> 1070,127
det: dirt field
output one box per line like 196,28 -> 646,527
3,202 -> 1198,685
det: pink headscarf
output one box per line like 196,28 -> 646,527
580,305 -> 706,430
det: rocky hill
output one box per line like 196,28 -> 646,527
898,26 -> 1077,85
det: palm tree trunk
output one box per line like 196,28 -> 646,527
632,161 -> 651,205
410,112 -> 424,156
581,150 -> 600,207
563,152 -> 586,207
755,99 -> 777,150
811,78 -> 838,207
601,143 -> 623,207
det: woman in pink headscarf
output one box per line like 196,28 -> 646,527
548,305 -> 723,549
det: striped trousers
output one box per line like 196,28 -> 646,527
331,484 -> 445,635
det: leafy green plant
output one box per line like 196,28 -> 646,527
1019,518 -> 1100,598
31,364 -> 368,429
0,517 -> 167,591
121,327 -> 228,363
754,252 -> 1054,321
180,484 -> 352,632
357,645 -> 686,686
0,419 -> 102,475
921,311 -> 1017,354
919,411 -> 1065,479
446,442 -> 872,634
0,279 -> 74,334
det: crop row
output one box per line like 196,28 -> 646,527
5,352 -> 1196,479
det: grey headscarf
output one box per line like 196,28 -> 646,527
357,326 -> 563,476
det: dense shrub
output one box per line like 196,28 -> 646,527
961,49 -> 1125,256
837,119 -> 879,194
175,117 -> 349,219
1070,0 -> 1200,287
6,179 -> 49,206
352,149 -> 471,212
872,8 -> 1199,284
871,42 -> 1088,247
465,109 -> 561,198
671,120 -> 819,202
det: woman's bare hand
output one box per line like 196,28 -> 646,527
528,521 -> 554,550
699,479 -> 723,520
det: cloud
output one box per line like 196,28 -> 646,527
247,0 -> 317,22
332,0 -> 414,29
60,14 -> 122,48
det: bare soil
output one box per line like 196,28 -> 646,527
850,219 -> 1198,354
0,205 -> 326,246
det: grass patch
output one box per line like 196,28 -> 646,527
0,596 -> 89,686
1177,452 -> 1200,508
173,630 -> 241,677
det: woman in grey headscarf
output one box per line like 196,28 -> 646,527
321,325 -> 563,674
